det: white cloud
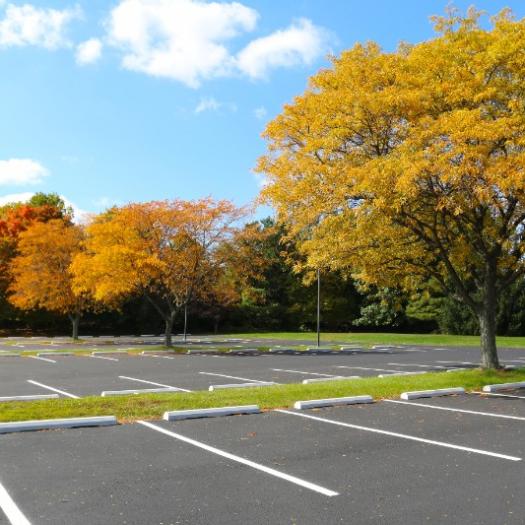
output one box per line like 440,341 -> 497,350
253,172 -> 269,188
0,3 -> 81,49
254,106 -> 267,120
0,192 -> 90,223
107,0 -> 258,88
76,37 -> 102,65
195,96 -> 220,114
194,96 -> 236,114
0,191 -> 35,206
236,18 -> 327,79
93,196 -> 121,208
0,159 -> 48,185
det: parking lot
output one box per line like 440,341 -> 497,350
1,338 -> 525,524
1,338 -> 525,398
0,393 -> 524,524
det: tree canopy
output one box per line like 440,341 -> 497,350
71,198 -> 245,346
8,219 -> 88,339
257,8 -> 525,368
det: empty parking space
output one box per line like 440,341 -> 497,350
0,343 -> 524,399
1,393 -> 525,524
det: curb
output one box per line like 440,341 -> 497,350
305,347 -> 336,354
301,376 -> 360,384
400,387 -> 465,400
101,388 -> 180,396
0,394 -> 59,402
378,371 -> 428,378
269,348 -> 301,355
482,381 -> 525,393
36,352 -> 74,357
208,382 -> 276,391
294,395 -> 374,410
92,350 -> 128,355
0,415 -> 117,434
163,405 -> 260,421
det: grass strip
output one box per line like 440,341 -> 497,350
227,332 -> 525,348
0,368 -> 524,424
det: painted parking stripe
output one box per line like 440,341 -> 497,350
198,372 -> 269,383
387,363 -> 446,369
474,391 -> 525,400
119,375 -> 192,392
27,380 -> 79,399
437,361 -> 476,365
271,368 -> 339,377
276,410 -> 521,462
0,479 -> 31,525
27,355 -> 56,364
89,355 -> 119,362
384,399 -> 525,421
138,420 -> 339,497
141,354 -> 175,360
336,366 -> 407,374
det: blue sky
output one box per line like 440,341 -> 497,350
0,0 -> 524,220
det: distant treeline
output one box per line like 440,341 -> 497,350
1,192 -> 525,339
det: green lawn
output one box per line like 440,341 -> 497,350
228,332 -> 525,348
1,368 -> 523,424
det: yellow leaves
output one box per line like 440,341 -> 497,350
71,199 -> 245,310
257,7 -> 525,293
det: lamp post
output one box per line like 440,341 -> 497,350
316,268 -> 321,347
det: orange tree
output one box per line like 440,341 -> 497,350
8,219 -> 89,339
71,199 -> 244,346
257,9 -> 525,368
0,201 -> 67,290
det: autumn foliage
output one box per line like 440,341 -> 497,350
258,8 -> 525,368
8,219 -> 88,339
71,198 -> 246,346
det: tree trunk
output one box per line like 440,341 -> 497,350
478,272 -> 500,369
164,317 -> 174,347
213,316 -> 220,335
183,304 -> 188,343
70,314 -> 80,340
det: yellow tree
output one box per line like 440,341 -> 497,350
9,219 -> 89,339
71,199 -> 244,346
258,8 -> 525,368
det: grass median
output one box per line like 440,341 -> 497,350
228,332 -> 525,348
1,368 -> 524,424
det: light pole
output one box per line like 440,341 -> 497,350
316,268 -> 321,347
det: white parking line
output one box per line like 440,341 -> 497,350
276,410 -> 521,462
198,372 -> 269,383
89,355 -> 119,362
142,354 -> 175,360
271,369 -> 338,377
27,355 -> 56,364
26,380 -> 79,399
336,366 -> 407,374
0,479 -> 31,525
138,420 -> 339,497
437,361 -> 476,365
383,399 -> 525,421
387,363 -> 446,369
474,391 -> 525,400
119,375 -> 191,392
